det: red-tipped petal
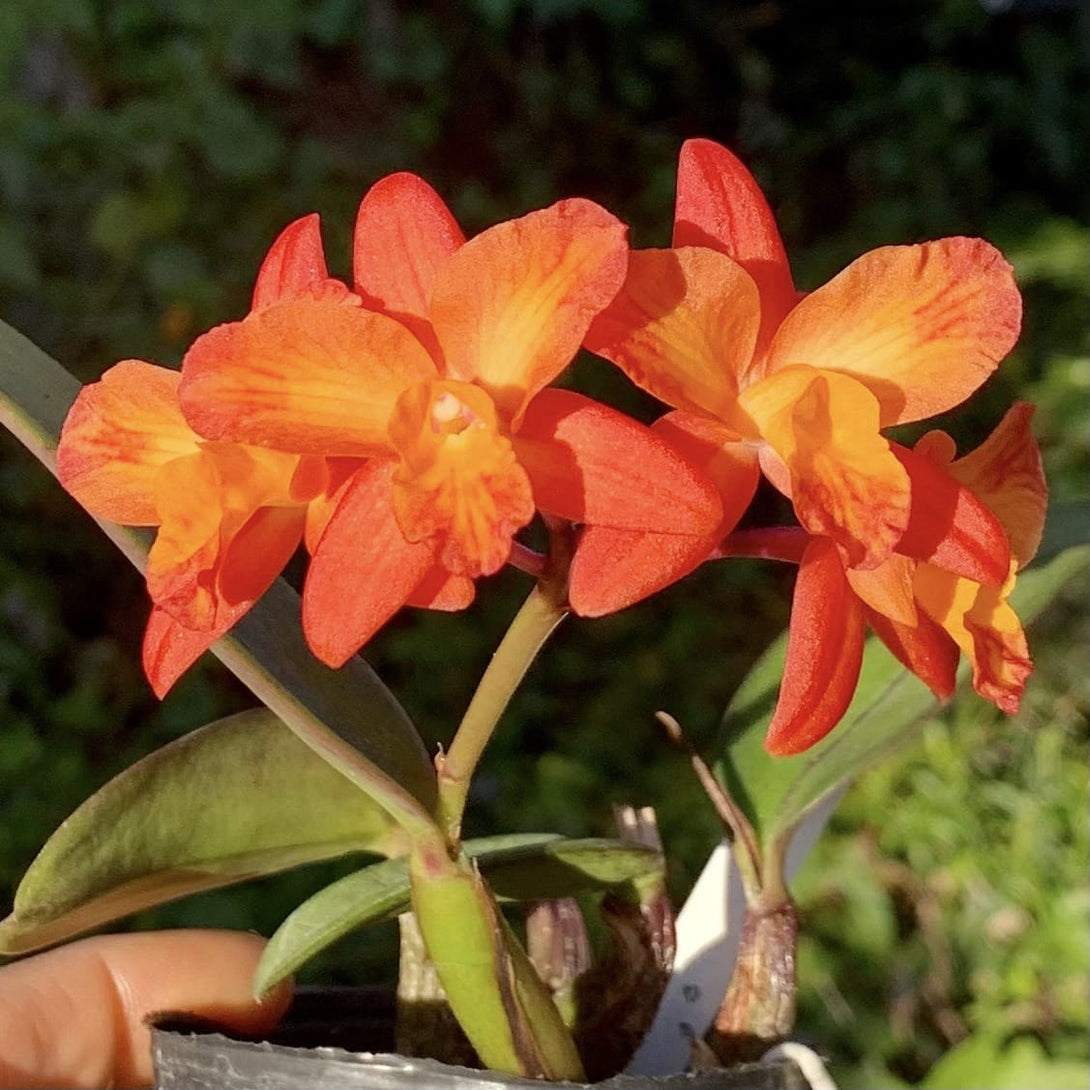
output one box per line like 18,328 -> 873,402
672,138 -> 796,351
946,402 -> 1047,570
765,538 -> 866,756
142,606 -> 237,699
57,361 -> 199,525
514,389 -> 723,535
252,214 -> 338,311
766,238 -> 1021,426
303,462 -> 437,667
430,199 -> 628,423
894,444 -> 1011,586
353,172 -> 466,361
865,605 -> 959,701
180,297 -> 436,456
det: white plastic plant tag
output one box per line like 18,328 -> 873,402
626,788 -> 845,1076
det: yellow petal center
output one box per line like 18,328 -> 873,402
388,379 -> 534,577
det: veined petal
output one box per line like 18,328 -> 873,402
353,172 -> 466,361
429,198 -> 628,423
514,389 -> 725,535
57,360 -> 199,525
845,554 -> 918,627
672,138 -> 796,354
765,537 -> 866,756
147,444 -> 304,629
146,451 -> 225,627
251,213 -> 346,311
584,247 -> 762,414
389,379 -> 534,577
945,403 -> 1047,569
180,296 -> 436,456
864,604 -> 958,701
739,366 -> 910,569
304,462 -> 437,667
914,563 -> 1032,714
765,238 -> 1021,426
143,606 -> 242,699
894,444 -> 1010,586
567,410 -> 758,616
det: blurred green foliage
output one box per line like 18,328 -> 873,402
0,1 -> 1086,1086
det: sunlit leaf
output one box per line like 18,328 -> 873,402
0,317 -> 438,834
716,544 -> 1089,856
256,834 -> 662,995
0,709 -> 408,956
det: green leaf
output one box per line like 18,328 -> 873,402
255,834 -> 662,995
410,846 -> 585,1080
920,1031 -> 1090,1090
0,317 -> 438,835
717,545 -> 1090,855
0,709 -> 408,956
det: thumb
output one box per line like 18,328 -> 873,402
0,929 -> 292,1089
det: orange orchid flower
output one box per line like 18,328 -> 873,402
56,216 -> 359,697
178,174 -> 723,666
574,137 -> 1022,616
727,403 -> 1047,755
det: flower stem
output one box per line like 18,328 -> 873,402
436,525 -> 574,846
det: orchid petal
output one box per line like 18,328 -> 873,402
429,199 -> 627,423
765,537 -> 866,756
864,604 -> 959,702
303,462 -> 437,667
142,606 -> 237,700
894,444 -> 1010,586
405,567 -> 476,611
673,138 -> 796,352
514,389 -> 724,536
566,410 -> 757,617
845,554 -> 918,627
946,403 -> 1047,570
252,214 -> 341,311
180,296 -> 436,456
584,247 -> 762,413
739,366 -> 910,569
915,564 -> 1032,714
765,238 -> 1021,426
353,172 -> 466,361
57,361 -> 199,525
388,379 -> 534,577
146,445 -> 304,631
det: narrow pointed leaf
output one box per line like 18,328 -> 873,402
716,544 -> 1088,855
0,710 -> 408,956
256,835 -> 662,996
0,318 -> 438,835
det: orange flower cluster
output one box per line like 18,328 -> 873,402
57,140 -> 1046,754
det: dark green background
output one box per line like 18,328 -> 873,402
1,2 -> 1087,1085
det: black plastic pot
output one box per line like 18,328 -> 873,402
151,987 -> 811,1090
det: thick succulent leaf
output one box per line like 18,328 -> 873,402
716,544 -> 1089,856
256,834 -> 663,995
0,710 -> 408,956
0,318 -> 437,834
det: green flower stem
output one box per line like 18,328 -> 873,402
436,580 -> 568,846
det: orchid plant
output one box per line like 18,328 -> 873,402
0,138 -> 1069,1082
